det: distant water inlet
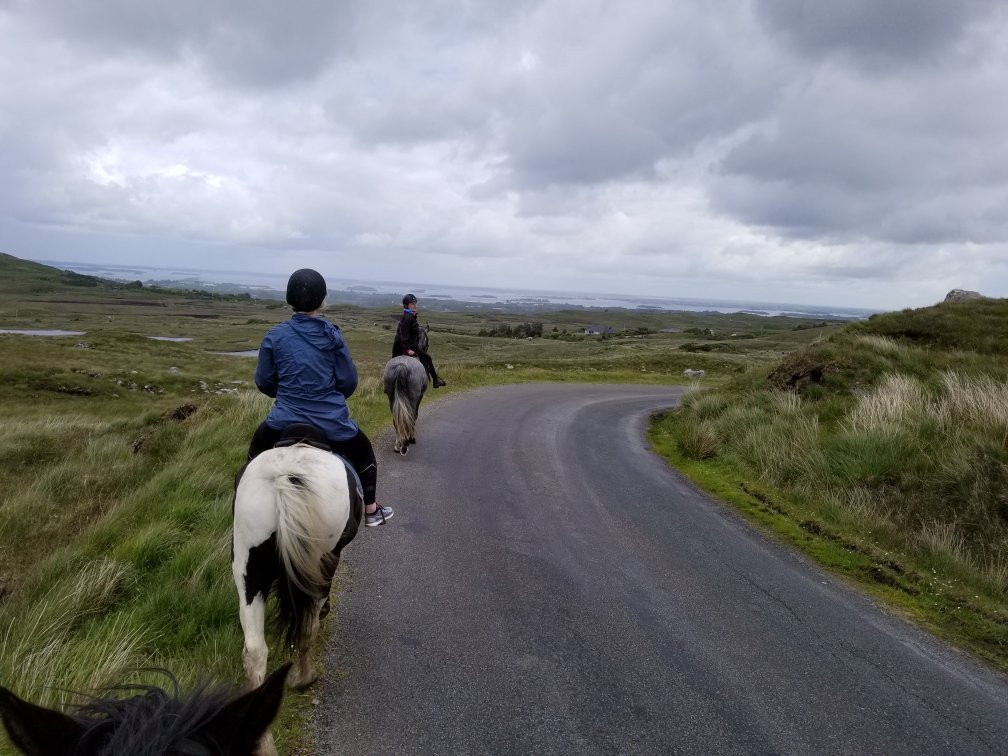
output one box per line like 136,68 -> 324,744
0,329 -> 85,336
211,349 -> 259,358
142,334 -> 257,356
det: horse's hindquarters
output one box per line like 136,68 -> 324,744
234,446 -> 352,550
232,445 -> 358,689
382,357 -> 428,453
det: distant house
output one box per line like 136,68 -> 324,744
584,324 -> 615,335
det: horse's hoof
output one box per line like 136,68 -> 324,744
287,669 -> 320,690
257,731 -> 280,756
398,447 -> 408,456
408,437 -> 416,444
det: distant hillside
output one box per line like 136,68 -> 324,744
855,298 -> 1008,355
765,298 -> 1008,395
0,253 -> 255,305
0,252 -> 114,294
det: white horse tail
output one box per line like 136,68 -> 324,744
391,367 -> 417,442
273,471 -> 335,599
272,468 -> 338,651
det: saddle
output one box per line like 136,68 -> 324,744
273,423 -> 332,452
272,423 -> 364,501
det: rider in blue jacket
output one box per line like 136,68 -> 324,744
248,269 -> 392,527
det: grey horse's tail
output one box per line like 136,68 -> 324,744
391,366 -> 417,443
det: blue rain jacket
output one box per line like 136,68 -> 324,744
255,313 -> 359,440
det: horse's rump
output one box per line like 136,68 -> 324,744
382,356 -> 428,453
233,445 -> 359,647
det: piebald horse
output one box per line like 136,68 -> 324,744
231,425 -> 362,751
382,328 -> 429,455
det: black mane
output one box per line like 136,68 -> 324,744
70,674 -> 237,754
1,664 -> 289,756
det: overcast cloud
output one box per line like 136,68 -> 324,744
2,0 -> 1007,309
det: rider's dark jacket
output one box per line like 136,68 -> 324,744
392,308 -> 422,357
255,313 -> 359,440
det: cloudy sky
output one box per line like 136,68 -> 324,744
2,0 -> 1007,310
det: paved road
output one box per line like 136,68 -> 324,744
311,384 -> 1008,755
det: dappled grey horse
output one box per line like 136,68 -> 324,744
383,329 -> 429,455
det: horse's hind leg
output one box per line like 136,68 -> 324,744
238,594 -> 269,688
288,597 -> 324,689
290,544 -> 345,689
233,537 -> 276,688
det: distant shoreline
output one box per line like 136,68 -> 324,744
34,259 -> 879,320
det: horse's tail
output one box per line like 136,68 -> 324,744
273,472 -> 336,649
391,366 -> 417,442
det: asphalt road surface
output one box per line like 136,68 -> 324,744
311,384 -> 1008,755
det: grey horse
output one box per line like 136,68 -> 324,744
382,330 -> 429,455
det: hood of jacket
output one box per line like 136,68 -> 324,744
289,313 -> 342,351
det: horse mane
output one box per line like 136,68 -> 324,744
68,673 -> 238,754
1,664 -> 291,756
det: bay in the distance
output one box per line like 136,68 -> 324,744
37,259 -> 877,320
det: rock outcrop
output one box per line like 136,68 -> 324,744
944,289 -> 985,302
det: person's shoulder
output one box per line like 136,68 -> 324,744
262,321 -> 290,340
321,317 -> 343,336
314,317 -> 347,349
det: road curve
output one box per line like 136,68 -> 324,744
310,384 -> 1008,755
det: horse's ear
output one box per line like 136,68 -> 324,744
0,685 -> 87,756
198,663 -> 291,752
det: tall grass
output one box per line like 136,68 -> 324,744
656,306 -> 1008,668
0,560 -> 150,708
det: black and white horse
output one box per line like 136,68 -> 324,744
0,662 -> 289,755
231,426 -> 362,721
382,329 -> 429,455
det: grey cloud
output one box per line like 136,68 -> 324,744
496,4 -> 782,189
711,39 -> 1008,246
755,0 -> 1001,69
17,0 -> 359,87
713,170 -> 1008,246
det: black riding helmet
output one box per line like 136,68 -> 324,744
402,293 -> 417,307
286,269 -> 327,312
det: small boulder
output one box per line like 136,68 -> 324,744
684,368 -> 706,378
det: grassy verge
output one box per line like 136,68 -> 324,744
648,300 -> 1008,673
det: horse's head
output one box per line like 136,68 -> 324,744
419,325 -> 429,353
0,663 -> 290,755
